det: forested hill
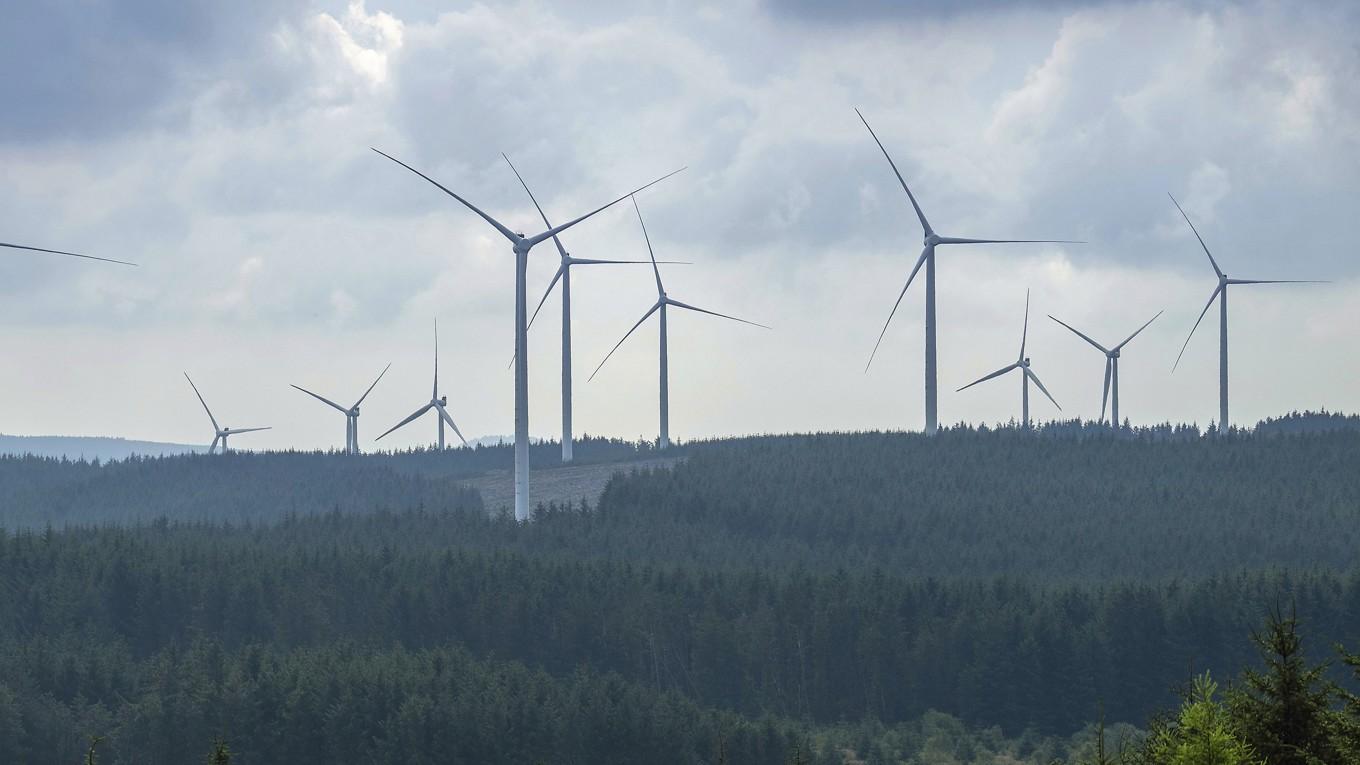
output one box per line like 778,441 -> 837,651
3,425 -> 1360,761
13,425 -> 1355,580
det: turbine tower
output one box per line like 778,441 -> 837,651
1048,311 -> 1162,426
2,241 -> 136,267
184,373 -> 269,453
1168,194 -> 1324,431
590,196 -> 768,449
377,320 -> 467,449
502,155 -> 684,463
373,148 -> 682,520
856,109 -> 1079,435
291,364 -> 390,455
957,290 -> 1061,429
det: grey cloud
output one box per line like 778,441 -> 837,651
0,0 -> 309,143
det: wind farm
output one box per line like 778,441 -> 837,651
6,3 -> 1360,761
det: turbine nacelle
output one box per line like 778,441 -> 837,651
1021,357 -> 1032,368
1109,348 -> 1121,359
924,233 -> 943,247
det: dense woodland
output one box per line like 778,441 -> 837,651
1,420 -> 1358,762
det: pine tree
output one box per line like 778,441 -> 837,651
1146,673 -> 1259,765
1227,607 -> 1345,765
207,737 -> 232,764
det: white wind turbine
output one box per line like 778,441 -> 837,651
1168,194 -> 1325,431
502,155 -> 686,463
857,109 -> 1080,435
373,148 -> 682,520
377,320 -> 466,450
184,373 -> 269,453
291,364 -> 390,455
957,290 -> 1061,429
589,196 -> 768,449
1049,311 -> 1162,426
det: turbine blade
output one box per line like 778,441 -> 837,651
632,195 -> 665,296
526,167 -> 687,247
666,298 -> 770,329
1019,289 -> 1030,361
1048,315 -> 1109,353
957,362 -> 1019,392
353,363 -> 392,408
1167,193 -> 1224,278
502,153 -> 570,262
1025,367 -> 1062,410
437,404 -> 468,446
854,108 -> 933,236
1100,358 -> 1112,423
371,148 -> 519,243
1225,279 -> 1329,285
588,301 -> 663,381
865,245 -> 930,372
228,427 -> 271,434
935,237 -> 1083,245
1,242 -> 137,267
1173,286 -> 1221,372
210,435 -> 221,454
527,264 -> 566,331
184,373 -> 219,431
376,403 -> 432,441
290,384 -> 349,413
1113,310 -> 1163,351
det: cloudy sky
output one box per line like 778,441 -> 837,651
2,0 -> 1358,449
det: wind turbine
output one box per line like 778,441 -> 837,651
589,196 -> 768,449
501,154 -> 685,463
2,241 -> 136,267
373,148 -> 682,521
291,364 -> 390,455
1049,311 -> 1162,426
377,320 -> 467,450
184,373 -> 269,453
957,290 -> 1061,429
856,109 -> 1080,435
1168,193 -> 1325,431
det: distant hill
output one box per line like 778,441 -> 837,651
0,433 -> 204,461
1255,409 -> 1360,435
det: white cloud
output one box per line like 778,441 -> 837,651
2,0 -> 1359,447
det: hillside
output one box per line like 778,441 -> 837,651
2,425 -> 1359,761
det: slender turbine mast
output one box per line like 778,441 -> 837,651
502,155 -> 684,463
590,196 -> 768,449
377,320 -> 467,449
857,110 -> 1079,435
957,290 -> 1061,429
1049,311 -> 1162,426
373,148 -> 682,520
291,364 -> 390,455
184,373 -> 270,453
1168,194 -> 1325,431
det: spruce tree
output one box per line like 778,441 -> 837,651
1227,607 -> 1344,765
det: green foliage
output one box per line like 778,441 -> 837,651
1227,608 -> 1349,765
0,428 -> 1356,761
1146,674 -> 1260,765
207,737 -> 232,764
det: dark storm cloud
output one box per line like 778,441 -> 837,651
0,0 -> 307,143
